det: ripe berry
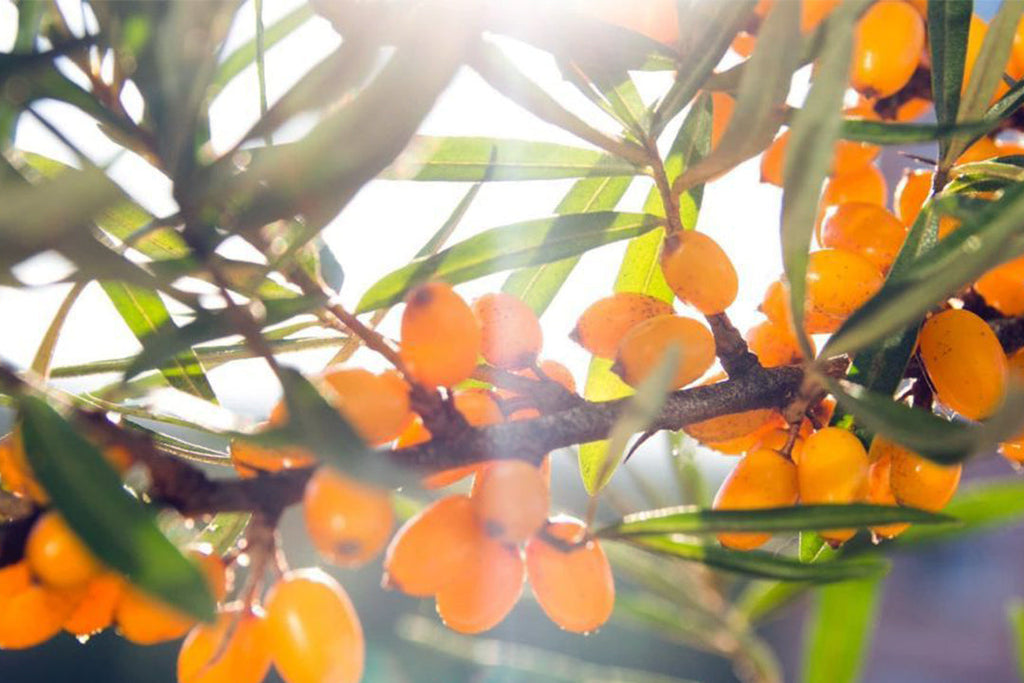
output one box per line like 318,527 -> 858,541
435,532 -> 524,634
851,1 -> 925,98
63,573 -> 124,637
746,319 -> 813,367
177,606 -> 270,683
0,566 -> 76,650
266,568 -> 364,683
798,427 -> 870,544
760,130 -> 788,187
383,495 -> 480,597
760,279 -> 838,335
230,438 -> 315,479
26,511 -> 101,589
865,450 -> 908,540
571,292 -> 673,359
820,164 -> 888,212
805,249 -> 884,329
918,308 -> 1008,420
472,293 -> 543,369
400,282 -> 482,388
612,315 -> 716,389
879,436 -> 961,512
754,427 -> 806,465
525,518 -> 614,633
894,168 -> 932,226
975,266 -> 1024,316
801,0 -> 839,32
819,203 -> 908,272
684,409 -> 777,445
0,430 -> 48,503
303,467 -> 394,568
999,349 -> 1024,463
712,448 -> 798,550
711,92 -> 735,149
519,359 -> 577,393
660,231 -> 738,314
470,460 -> 549,544
762,124 -> 878,188
322,368 -> 412,445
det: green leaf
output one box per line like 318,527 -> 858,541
560,60 -> 649,139
502,176 -> 632,316
781,0 -> 869,359
895,479 -> 1024,546
621,535 -> 888,582
17,395 -> 214,621
125,295 -> 322,379
929,0 -> 973,168
800,532 -> 830,563
839,117 -> 992,144
671,0 -> 802,192
736,581 -> 807,623
948,0 -> 1024,162
802,578 -> 881,683
824,180 -> 1024,357
1008,599 -> 1024,680
357,211 -> 664,312
102,282 -> 217,402
598,504 -> 954,538
30,282 -> 86,379
382,136 -> 641,181
584,347 -> 677,495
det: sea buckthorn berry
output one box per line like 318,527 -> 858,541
761,278 -> 840,335
470,461 -> 549,544
64,573 -> 124,637
957,136 -> 1000,165
731,31 -> 756,58
400,282 -> 482,388
26,511 -> 101,589
819,203 -> 908,272
713,448 -> 799,550
878,436 -> 961,512
702,416 -> 787,457
896,97 -> 931,122
865,451 -> 908,540
178,606 -> 270,683
754,428 -> 805,465
577,0 -> 679,44
760,130 -> 788,187
571,293 -> 674,359
0,430 -> 48,503
435,532 -> 525,634
613,315 -> 716,389
383,495 -> 480,597
303,467 -> 394,568
802,0 -> 839,32
975,266 -> 1024,316
230,437 -> 315,479
805,249 -> 884,325
525,518 -> 614,633
762,126 -> 878,188
266,568 -> 364,683
820,164 -> 888,212
0,561 -> 31,605
746,319 -> 813,367
660,231 -> 738,315
684,409 -> 776,445
799,427 -> 870,543
0,577 -> 77,650
851,1 -> 925,98
322,368 -> 412,445
919,308 -> 1008,420
1000,350 -> 1024,463
962,15 -> 1011,100
711,92 -> 735,148
519,359 -> 577,394
472,293 -> 543,369
894,168 -> 932,226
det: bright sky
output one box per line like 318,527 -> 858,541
0,0 -> 785,471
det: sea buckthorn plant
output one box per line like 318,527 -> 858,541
5,1 -> 1024,682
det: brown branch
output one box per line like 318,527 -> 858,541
706,313 -> 761,378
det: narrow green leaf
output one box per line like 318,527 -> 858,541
825,180 -> 1024,357
1008,599 -> 1024,680
102,282 -> 217,402
502,176 -> 632,315
598,504 -> 954,538
622,535 -> 888,582
737,581 -> 807,624
895,479 -> 1024,546
382,136 -> 641,181
18,395 -> 214,621
672,0 -> 802,192
357,211 -> 665,313
560,61 -> 649,139
802,578 -> 881,683
839,117 -> 992,144
929,0 -> 973,168
125,295 -> 322,379
800,532 -> 829,564
30,282 -> 86,379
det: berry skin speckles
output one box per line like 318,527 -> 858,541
660,231 -> 739,315
400,282 -> 482,389
571,293 -> 674,359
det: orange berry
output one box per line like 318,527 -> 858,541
230,437 -> 315,479
576,0 -> 678,44
525,519 -> 614,633
660,231 -> 738,314
266,568 -> 364,683
763,126 -> 878,188
178,606 -> 270,683
322,368 -> 412,445
383,495 -> 480,597
799,427 -> 870,544
760,130 -> 788,187
851,1 -> 925,98
895,97 -> 931,121
1012,15 -> 1024,77
819,203 -> 908,272
472,293 -> 543,369
435,532 -> 524,634
865,450 -> 908,540
400,282 -> 482,388
802,0 -> 839,32
894,168 -> 932,226
613,315 -> 716,389
470,460 -> 549,544
0,430 -> 48,503
521,359 -> 577,394
820,164 -> 888,211
711,92 -> 735,149
975,266 -> 1024,316
882,437 -> 961,511
303,467 -> 394,568
754,427 -> 805,465
571,293 -> 674,359
731,31 -> 757,58
64,573 -> 124,637
684,409 -> 777,445
919,309 -> 1008,420
0,578 -> 77,650
26,511 -> 101,589
746,319 -> 813,367
805,249 -> 884,327
713,448 -> 798,550
956,136 -> 1000,165
760,279 -> 839,335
